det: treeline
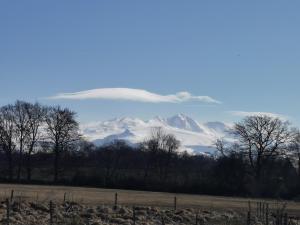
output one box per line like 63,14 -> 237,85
1,101 -> 300,199
0,101 -> 79,183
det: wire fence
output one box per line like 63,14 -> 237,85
246,200 -> 300,225
0,190 -> 300,225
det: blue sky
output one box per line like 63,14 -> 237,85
0,0 -> 299,125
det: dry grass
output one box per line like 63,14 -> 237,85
0,201 -> 245,225
0,184 -> 299,216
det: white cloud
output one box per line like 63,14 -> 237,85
229,111 -> 288,120
48,88 -> 221,104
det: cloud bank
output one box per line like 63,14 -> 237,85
229,111 -> 288,120
49,88 -> 221,104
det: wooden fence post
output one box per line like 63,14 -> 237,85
161,214 -> 165,225
276,209 -> 280,225
266,203 -> 269,225
262,202 -> 266,221
283,213 -> 288,225
114,193 -> 118,210
17,196 -> 20,212
63,192 -> 67,203
248,201 -> 251,214
10,190 -> 14,202
132,206 -> 136,225
174,197 -> 177,211
247,211 -> 251,225
259,202 -> 262,218
248,201 -> 251,225
6,198 -> 10,225
195,212 -> 199,225
36,192 -> 39,204
49,200 -> 54,225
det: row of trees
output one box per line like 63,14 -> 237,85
217,115 -> 300,184
0,101 -> 80,182
1,100 -> 300,198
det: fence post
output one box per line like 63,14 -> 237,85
262,202 -> 266,221
132,206 -> 136,225
161,214 -> 165,225
266,203 -> 269,225
248,201 -> 251,214
247,211 -> 251,225
10,190 -> 14,203
174,197 -> 177,211
260,202 -> 262,219
276,209 -> 280,225
49,200 -> 54,225
63,192 -> 67,203
36,192 -> 39,204
283,213 -> 288,225
6,198 -> 10,225
248,201 -> 251,225
195,212 -> 199,225
114,193 -> 118,210
17,196 -> 21,212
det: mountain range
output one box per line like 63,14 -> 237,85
80,114 -> 233,154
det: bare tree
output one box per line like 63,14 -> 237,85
215,138 -> 241,157
13,101 -> 31,181
215,139 -> 227,156
234,115 -> 292,180
290,129 -> 300,179
25,103 -> 47,181
100,140 -> 126,186
163,134 -> 180,180
141,128 -> 180,181
45,106 -> 80,183
0,105 -> 16,181
141,128 -> 166,180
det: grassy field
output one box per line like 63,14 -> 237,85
0,184 -> 300,216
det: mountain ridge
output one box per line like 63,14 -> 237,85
81,114 -> 233,154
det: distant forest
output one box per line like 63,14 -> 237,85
1,101 -> 300,199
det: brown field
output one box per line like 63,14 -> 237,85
0,184 -> 300,216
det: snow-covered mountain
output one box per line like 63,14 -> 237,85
81,114 -> 233,154
166,114 -> 205,133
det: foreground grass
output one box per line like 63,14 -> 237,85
0,184 -> 299,216
0,201 -> 247,225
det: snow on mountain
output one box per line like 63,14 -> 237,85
93,129 -> 136,146
81,114 -> 233,154
166,114 -> 205,133
204,121 -> 232,134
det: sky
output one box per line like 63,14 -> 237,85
0,0 -> 300,125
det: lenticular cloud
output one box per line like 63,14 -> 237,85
49,88 -> 221,104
